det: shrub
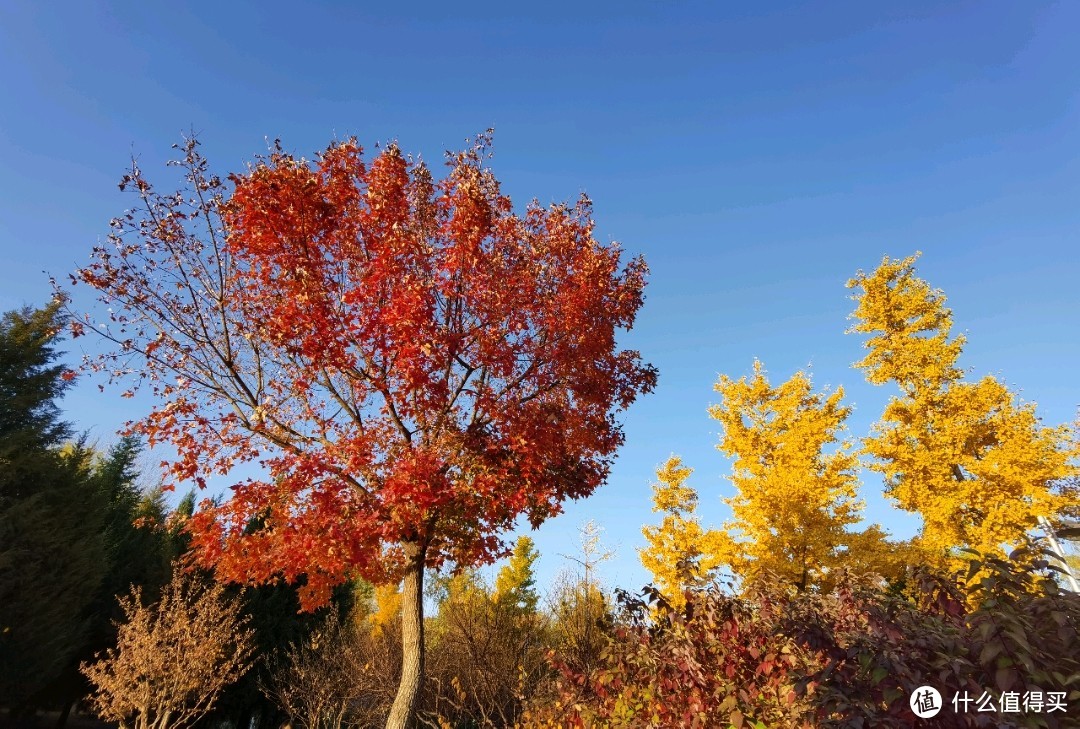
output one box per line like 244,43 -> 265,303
524,545 -> 1079,728
81,568 -> 255,729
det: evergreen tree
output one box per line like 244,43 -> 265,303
0,304 -> 106,712
47,439 -> 175,719
0,303 -> 71,462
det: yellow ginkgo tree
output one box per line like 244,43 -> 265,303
640,456 -> 727,608
847,253 -> 1079,565
494,535 -> 541,616
709,361 -> 893,592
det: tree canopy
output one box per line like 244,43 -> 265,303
64,132 -> 656,727
709,361 -> 885,591
848,254 -> 1079,563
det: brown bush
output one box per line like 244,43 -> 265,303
420,573 -> 550,728
80,568 -> 255,729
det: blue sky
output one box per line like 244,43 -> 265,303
2,1 -> 1078,596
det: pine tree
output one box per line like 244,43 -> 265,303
0,304 -> 106,710
49,439 -> 178,722
0,303 -> 72,462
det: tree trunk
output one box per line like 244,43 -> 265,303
385,540 -> 426,729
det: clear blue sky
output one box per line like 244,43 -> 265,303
2,1 -> 1078,596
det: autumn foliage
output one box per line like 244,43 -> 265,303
639,456 -> 726,608
36,119 -> 1078,727
848,254 -> 1078,565
709,362 -> 896,591
527,582 -> 814,729
67,132 -> 655,604
608,253 -> 1078,726
530,547 -> 1079,729
80,568 -> 255,729
64,132 -> 656,726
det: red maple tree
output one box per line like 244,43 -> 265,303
62,132 -> 656,727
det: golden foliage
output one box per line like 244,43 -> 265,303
370,581 -> 403,638
639,456 -> 726,608
848,254 -> 1079,564
710,361 -> 885,591
80,569 -> 255,729
847,252 -> 966,393
494,535 -> 541,615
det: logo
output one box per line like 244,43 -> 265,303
911,686 -> 943,718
